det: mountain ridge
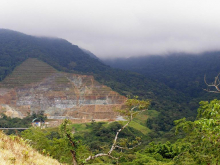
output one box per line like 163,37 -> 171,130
0,29 -> 201,130
102,52 -> 220,97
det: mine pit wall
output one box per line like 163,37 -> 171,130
0,67 -> 127,123
0,87 -> 126,123
0,102 -> 125,125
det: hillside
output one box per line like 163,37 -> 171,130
0,28 -> 107,79
0,131 -> 63,165
0,29 -> 176,100
0,29 -> 200,131
102,53 -> 220,98
102,53 -> 220,131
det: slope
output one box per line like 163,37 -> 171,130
102,53 -> 220,98
0,131 -> 63,165
102,53 -> 220,132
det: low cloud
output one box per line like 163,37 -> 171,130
1,0 -> 220,58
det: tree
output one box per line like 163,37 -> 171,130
204,73 -> 220,93
174,99 -> 220,164
21,123 -> 90,165
84,97 -> 150,164
59,119 -> 79,165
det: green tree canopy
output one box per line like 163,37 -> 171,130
174,99 -> 220,164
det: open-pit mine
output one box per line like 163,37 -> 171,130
0,58 -> 126,125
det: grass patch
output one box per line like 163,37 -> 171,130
128,110 -> 158,135
71,110 -> 158,136
147,110 -> 159,118
72,123 -> 89,132
129,120 -> 151,135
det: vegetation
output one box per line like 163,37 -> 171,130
0,112 -> 46,135
174,99 -> 220,164
19,99 -> 220,165
103,53 -> 220,132
102,53 -> 220,98
20,98 -> 150,164
84,98 -> 150,163
0,131 -> 63,165
0,94 -> 216,165
117,99 -> 220,165
60,119 -> 80,165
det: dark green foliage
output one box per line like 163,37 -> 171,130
103,53 -> 220,132
103,53 -> 220,100
22,127 -> 74,164
20,121 -> 145,164
145,141 -> 182,159
80,121 -> 145,152
0,112 -> 46,135
174,99 -> 220,164
0,29 -> 107,77
102,53 -> 220,97
123,100 -> 220,164
31,111 -> 47,122
59,119 -> 81,165
18,99 -> 220,165
21,126 -> 90,164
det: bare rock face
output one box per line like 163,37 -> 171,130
0,59 -> 126,122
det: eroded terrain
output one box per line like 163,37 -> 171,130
0,59 -> 126,123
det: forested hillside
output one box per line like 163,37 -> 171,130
0,29 -> 198,131
102,53 -> 220,97
102,54 -> 220,132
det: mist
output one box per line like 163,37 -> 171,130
1,0 -> 220,58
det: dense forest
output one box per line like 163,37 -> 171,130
102,53 -> 220,97
102,53 -> 220,132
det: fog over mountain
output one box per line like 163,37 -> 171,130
1,0 -> 220,58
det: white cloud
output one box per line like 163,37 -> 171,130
1,0 -> 220,58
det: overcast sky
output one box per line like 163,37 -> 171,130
1,0 -> 220,58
